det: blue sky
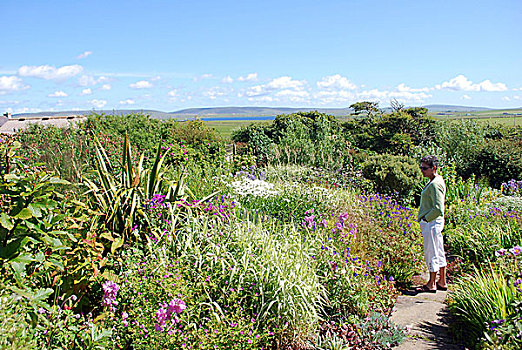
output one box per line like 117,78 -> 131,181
1,0 -> 521,114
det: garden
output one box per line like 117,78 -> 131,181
1,104 -> 521,349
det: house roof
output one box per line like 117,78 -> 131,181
0,115 -> 87,134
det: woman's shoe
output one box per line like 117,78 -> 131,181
436,283 -> 448,291
415,284 -> 436,293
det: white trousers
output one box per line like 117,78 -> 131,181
420,217 -> 446,273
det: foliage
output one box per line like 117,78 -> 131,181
83,134 -> 190,246
232,111 -> 350,169
475,139 -> 522,189
361,154 -> 423,202
449,257 -> 519,347
444,208 -> 522,267
342,108 -> 435,155
357,194 -> 424,284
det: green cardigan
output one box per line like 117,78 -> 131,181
418,175 -> 446,222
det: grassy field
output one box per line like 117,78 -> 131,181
205,119 -> 270,140
204,108 -> 522,139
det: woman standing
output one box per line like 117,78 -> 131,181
416,155 -> 447,293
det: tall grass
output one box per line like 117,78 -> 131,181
449,265 -> 517,344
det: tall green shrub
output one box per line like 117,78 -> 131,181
361,154 -> 423,201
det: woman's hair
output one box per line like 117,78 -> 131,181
421,155 -> 439,168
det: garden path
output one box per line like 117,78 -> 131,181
391,273 -> 464,349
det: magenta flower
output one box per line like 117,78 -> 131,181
509,245 -> 521,256
167,298 -> 186,315
495,248 -> 507,257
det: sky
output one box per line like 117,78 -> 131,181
1,0 -> 521,114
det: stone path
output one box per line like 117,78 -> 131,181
390,275 -> 464,349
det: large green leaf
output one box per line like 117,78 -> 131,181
14,208 -> 33,220
0,212 -> 14,230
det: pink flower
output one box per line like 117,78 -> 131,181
167,298 -> 186,315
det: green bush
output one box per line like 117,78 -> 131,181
361,154 -> 423,201
475,139 -> 522,189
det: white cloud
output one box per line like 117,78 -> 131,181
314,90 -> 356,104
355,89 -> 431,104
0,76 -> 30,94
248,96 -> 273,103
396,83 -> 429,93
6,107 -> 43,114
48,90 -> 68,97
90,99 -> 107,108
246,76 -> 307,97
101,84 -> 111,90
514,95 -> 521,100
129,80 -> 153,89
238,73 -> 258,82
275,89 -> 310,102
435,74 -> 507,92
80,88 -> 92,95
222,76 -> 234,83
119,99 -> 135,105
317,74 -> 357,90
168,89 -> 177,97
78,75 -> 109,87
76,51 -> 92,59
502,96 -> 511,101
18,64 -> 83,80
461,94 -> 471,100
203,87 -> 230,100
193,73 -> 213,82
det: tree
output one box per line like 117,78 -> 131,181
349,101 -> 380,118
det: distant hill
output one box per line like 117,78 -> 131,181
11,105 -> 511,120
422,105 -> 491,112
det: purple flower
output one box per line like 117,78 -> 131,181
509,245 -> 521,256
320,219 -> 327,228
167,298 -> 186,315
303,215 -> 315,229
495,248 -> 507,257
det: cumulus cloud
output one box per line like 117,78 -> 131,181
90,99 -> 107,108
77,75 -> 109,87
435,75 -> 507,92
461,94 -> 471,100
101,84 -> 111,90
119,99 -> 135,105
18,64 -> 83,80
246,76 -> 307,97
238,73 -> 258,82
168,89 -> 177,97
193,74 -> 213,82
275,89 -> 310,103
76,51 -> 92,59
80,88 -> 92,96
314,90 -> 356,105
129,80 -> 153,89
203,87 -> 230,100
222,76 -> 234,83
355,89 -> 431,104
5,107 -> 43,114
48,90 -> 68,97
396,83 -> 429,93
0,76 -> 30,94
317,74 -> 357,90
